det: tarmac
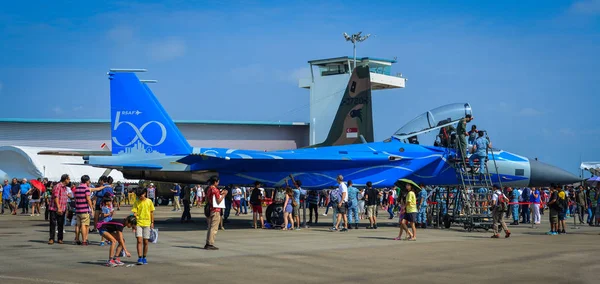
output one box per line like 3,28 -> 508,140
0,205 -> 599,284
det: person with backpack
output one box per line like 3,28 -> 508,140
491,185 -> 511,238
557,185 -> 568,234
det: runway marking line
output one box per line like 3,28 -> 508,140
0,275 -> 81,284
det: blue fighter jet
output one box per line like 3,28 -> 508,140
39,66 -> 579,188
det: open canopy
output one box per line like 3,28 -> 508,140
581,162 -> 600,176
393,103 -> 472,140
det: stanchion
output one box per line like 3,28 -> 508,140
571,205 -> 580,230
302,198 -> 309,228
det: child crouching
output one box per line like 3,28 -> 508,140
97,215 -> 136,267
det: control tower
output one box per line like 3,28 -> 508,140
299,56 -> 406,145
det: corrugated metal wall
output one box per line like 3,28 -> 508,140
0,122 -> 309,151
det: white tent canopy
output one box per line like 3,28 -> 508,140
0,145 -> 137,183
581,162 -> 600,177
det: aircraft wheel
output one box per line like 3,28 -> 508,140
265,203 -> 284,226
443,214 -> 452,229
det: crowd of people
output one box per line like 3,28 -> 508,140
2,173 -> 599,266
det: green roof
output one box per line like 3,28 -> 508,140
0,118 -> 309,126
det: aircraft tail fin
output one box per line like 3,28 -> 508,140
108,70 -> 192,156
311,65 -> 374,147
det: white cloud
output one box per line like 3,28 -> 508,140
518,107 -> 543,116
569,0 -> 600,15
52,107 -> 63,114
147,37 -> 186,62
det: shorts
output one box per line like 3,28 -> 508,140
292,205 -> 300,217
76,213 -> 90,226
252,205 -> 262,214
30,199 -> 40,203
135,226 -> 151,239
558,211 -> 566,221
366,205 -> 377,218
12,196 -> 20,204
233,200 -> 241,208
403,212 -> 417,223
115,195 -> 123,203
549,209 -> 559,223
337,203 -> 347,214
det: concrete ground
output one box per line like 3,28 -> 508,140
0,205 -> 598,284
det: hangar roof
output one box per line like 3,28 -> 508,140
0,118 -> 309,126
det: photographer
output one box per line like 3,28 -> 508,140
205,177 -> 226,250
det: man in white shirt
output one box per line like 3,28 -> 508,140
491,185 -> 511,239
333,175 -> 349,232
195,185 -> 204,208
233,185 -> 242,216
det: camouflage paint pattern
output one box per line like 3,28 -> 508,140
311,65 -> 374,147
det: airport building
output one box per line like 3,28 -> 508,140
0,55 -> 405,182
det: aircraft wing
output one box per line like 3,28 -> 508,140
88,163 -> 163,170
38,150 -> 112,156
176,150 -> 427,173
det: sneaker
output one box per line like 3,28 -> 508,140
546,231 -> 554,235
505,231 -> 511,238
114,258 -> 125,266
106,260 -> 117,267
99,242 -> 105,246
340,228 -> 348,232
552,232 -> 558,235
48,239 -> 54,245
204,245 -> 219,250
330,227 -> 337,231
491,234 -> 500,238
354,224 -> 359,229
137,258 -> 143,265
142,258 -> 148,265
322,214 -> 327,216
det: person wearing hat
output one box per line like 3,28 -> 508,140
147,183 -> 157,207
491,185 -> 511,238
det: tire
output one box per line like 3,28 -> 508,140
443,214 -> 452,229
265,203 -> 284,226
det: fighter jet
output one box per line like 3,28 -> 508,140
39,66 -> 579,188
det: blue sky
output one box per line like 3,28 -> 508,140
1,0 -> 599,176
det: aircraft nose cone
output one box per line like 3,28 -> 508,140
529,159 -> 580,187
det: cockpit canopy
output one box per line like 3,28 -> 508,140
393,103 -> 472,140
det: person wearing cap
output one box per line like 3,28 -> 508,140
147,183 -> 157,207
491,185 -> 511,239
469,130 -> 491,175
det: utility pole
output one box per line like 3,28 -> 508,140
343,32 -> 371,70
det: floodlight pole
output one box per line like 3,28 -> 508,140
344,32 -> 371,70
